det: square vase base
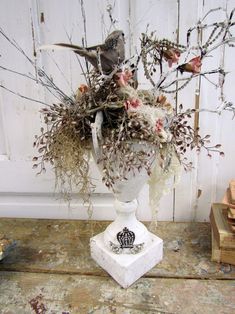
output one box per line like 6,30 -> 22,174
90,232 -> 163,288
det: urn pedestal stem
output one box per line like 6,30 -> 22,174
90,111 -> 163,288
103,199 -> 150,252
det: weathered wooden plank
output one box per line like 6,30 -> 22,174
0,271 -> 234,314
215,0 -> 235,211
0,218 -> 234,279
174,0 -> 201,222
129,0 -> 179,222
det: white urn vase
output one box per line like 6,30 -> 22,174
90,112 -> 163,288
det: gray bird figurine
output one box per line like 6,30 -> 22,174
40,30 -> 125,74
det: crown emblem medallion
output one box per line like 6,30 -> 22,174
109,227 -> 144,254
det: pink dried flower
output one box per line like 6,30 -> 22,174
188,56 -> 202,73
179,56 -> 202,74
116,69 -> 133,87
124,98 -> 142,110
79,84 -> 89,93
155,118 -> 164,132
163,48 -> 180,67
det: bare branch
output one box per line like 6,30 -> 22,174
0,84 -> 49,106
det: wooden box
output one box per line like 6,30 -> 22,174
210,203 -> 235,265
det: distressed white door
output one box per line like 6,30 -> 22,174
0,0 -> 235,221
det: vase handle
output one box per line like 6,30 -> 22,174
91,111 -> 103,161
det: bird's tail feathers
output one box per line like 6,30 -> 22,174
38,43 -> 84,53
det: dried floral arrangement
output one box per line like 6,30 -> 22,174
1,7 -> 235,215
